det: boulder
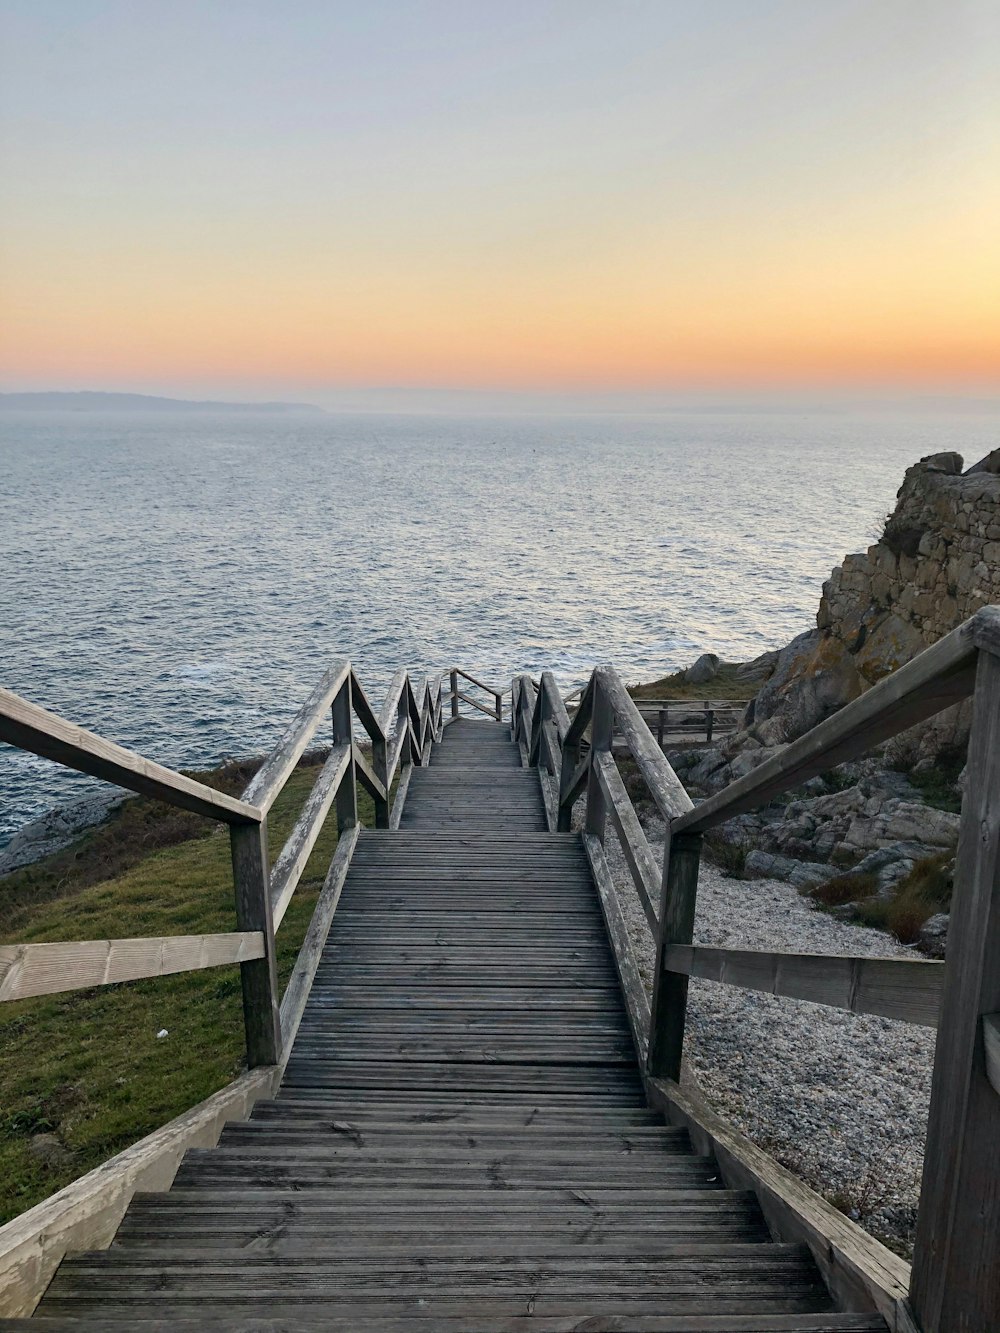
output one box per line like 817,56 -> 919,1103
683,653 -> 721,685
27,1134 -> 76,1170
966,447 -> 1000,475
744,849 -> 835,888
918,912 -> 949,958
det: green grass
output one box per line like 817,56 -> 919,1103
0,763 -> 375,1225
853,852 -> 953,943
629,662 -> 751,702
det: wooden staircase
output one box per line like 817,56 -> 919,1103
13,720 -> 887,1330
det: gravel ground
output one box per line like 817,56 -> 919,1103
600,818 -> 934,1254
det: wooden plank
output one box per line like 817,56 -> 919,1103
229,821 -> 281,1069
0,1066 -> 278,1318
664,945 -> 943,1028
389,763 -> 414,830
0,932 -> 264,1002
562,673 -> 595,749
647,1077 -> 917,1333
911,645 -> 1000,1332
594,752 -> 659,932
647,829 -> 703,1082
347,670 -> 384,743
352,742 -> 387,802
455,690 -> 500,719
277,823 -> 360,1060
0,686 -> 260,826
376,667 -> 409,736
597,668 -> 695,823
269,743 -> 351,930
985,1013 -> 1000,1096
241,659 -> 350,815
452,666 -> 503,709
674,613 -> 988,835
583,832 -> 651,1064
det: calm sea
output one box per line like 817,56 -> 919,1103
2,407 -> 998,842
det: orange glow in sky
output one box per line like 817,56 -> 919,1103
2,3 -> 998,402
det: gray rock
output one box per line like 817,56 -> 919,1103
27,1133 -> 75,1170
744,849 -> 834,889
853,841 -> 931,875
735,649 -> 780,684
0,790 -> 129,876
966,447 -> 1000,475
683,652 -> 721,685
919,451 -> 963,474
918,912 -> 949,958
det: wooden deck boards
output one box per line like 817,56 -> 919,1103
23,719 -> 885,1330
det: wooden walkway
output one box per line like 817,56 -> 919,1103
17,719 -> 886,1330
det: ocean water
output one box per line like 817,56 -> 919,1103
2,407 -> 998,843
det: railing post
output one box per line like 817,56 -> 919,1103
706,708 -> 714,744
372,722 -> 389,830
910,647 -> 1000,1333
529,683 -> 548,768
657,708 -> 665,749
332,675 -> 358,833
584,676 -> 613,840
646,827 -> 703,1081
397,685 -> 412,771
229,819 -> 281,1068
450,668 -> 459,720
557,730 -> 579,834
494,691 -> 502,722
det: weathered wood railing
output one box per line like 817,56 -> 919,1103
516,608 -> 1000,1333
0,658 -> 488,1311
559,683 -> 747,748
448,666 -> 503,722
0,664 -> 446,1063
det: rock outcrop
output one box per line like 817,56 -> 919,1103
745,448 -> 1000,758
668,448 -> 1000,948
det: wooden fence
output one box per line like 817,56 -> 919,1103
0,665 -> 493,1058
514,605 -> 1000,1333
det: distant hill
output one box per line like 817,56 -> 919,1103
0,391 -> 326,415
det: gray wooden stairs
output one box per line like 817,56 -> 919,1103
14,720 -> 888,1330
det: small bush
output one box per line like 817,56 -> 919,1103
704,835 -> 751,879
811,871 -> 878,907
854,851 -> 953,944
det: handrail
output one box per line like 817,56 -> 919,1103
449,666 -> 503,721
515,608 -> 1000,1332
0,659 -> 464,1067
241,660 -> 350,814
0,686 -> 261,825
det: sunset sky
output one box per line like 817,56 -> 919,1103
1,1 -> 998,406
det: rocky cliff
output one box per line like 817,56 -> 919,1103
744,448 -> 1000,761
668,447 -> 1000,952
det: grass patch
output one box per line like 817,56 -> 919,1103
811,870 -> 878,908
629,661 -> 750,702
854,852 -> 953,944
0,762 -> 375,1225
703,834 -> 752,879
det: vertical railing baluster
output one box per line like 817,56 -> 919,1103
332,674 -> 358,833
229,819 -> 281,1068
450,668 -> 459,720
584,675 -> 613,840
910,647 -> 1000,1332
372,716 -> 389,830
646,828 -> 703,1081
